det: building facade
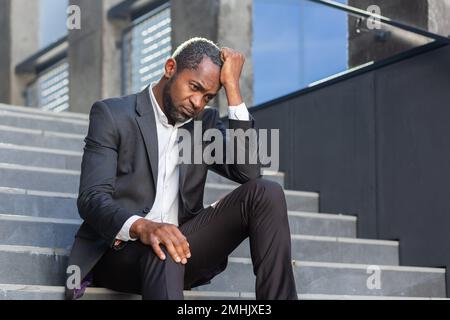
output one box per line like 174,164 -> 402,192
1,0 -> 449,114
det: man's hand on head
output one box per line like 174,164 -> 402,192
220,47 -> 245,106
130,219 -> 191,265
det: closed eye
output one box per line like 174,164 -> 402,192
190,83 -> 200,91
205,95 -> 215,102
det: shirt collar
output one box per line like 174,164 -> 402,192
149,82 -> 193,129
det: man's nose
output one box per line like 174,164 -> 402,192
190,94 -> 204,110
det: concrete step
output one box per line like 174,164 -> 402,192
0,163 -> 318,213
0,146 -> 283,188
207,170 -> 285,188
0,103 -> 89,121
0,187 -> 78,219
0,284 -> 242,300
0,246 -> 444,297
0,185 -> 330,225
0,214 -> 80,250
0,212 -> 357,249
0,284 -> 139,300
204,183 -> 319,212
0,125 -> 84,152
296,293 -> 449,300
223,292 -> 449,300
0,218 -> 363,262
288,211 -> 356,238
0,149 -> 282,187
0,245 -> 67,286
0,143 -> 82,171
0,284 -> 447,300
199,258 -> 447,298
232,235 -> 398,265
0,109 -> 88,135
0,163 -> 80,194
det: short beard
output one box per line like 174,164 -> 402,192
162,76 -> 190,124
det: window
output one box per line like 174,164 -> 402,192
122,4 -> 172,94
25,60 -> 70,113
23,0 -> 70,112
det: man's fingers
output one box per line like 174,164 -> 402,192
167,235 -> 186,263
221,47 -> 232,62
168,233 -> 190,264
163,240 -> 182,263
182,241 -> 191,259
150,238 -> 166,261
149,224 -> 191,264
170,228 -> 191,260
179,237 -> 191,259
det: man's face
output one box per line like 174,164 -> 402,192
163,56 -> 221,124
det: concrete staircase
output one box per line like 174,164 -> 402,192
0,103 -> 447,300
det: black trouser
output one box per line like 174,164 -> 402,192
92,178 -> 298,300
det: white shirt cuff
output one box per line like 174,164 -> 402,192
116,215 -> 142,242
228,103 -> 250,121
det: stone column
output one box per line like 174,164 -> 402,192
68,0 -> 125,114
217,0 -> 253,115
428,0 -> 450,36
0,0 -> 39,106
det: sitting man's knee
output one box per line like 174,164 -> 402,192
244,178 -> 284,200
249,177 -> 283,191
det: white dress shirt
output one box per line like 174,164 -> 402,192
116,83 -> 250,242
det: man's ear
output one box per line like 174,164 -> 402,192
164,58 -> 177,79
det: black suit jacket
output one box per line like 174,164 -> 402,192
65,86 -> 261,299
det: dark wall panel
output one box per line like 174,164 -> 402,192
292,74 -> 378,238
253,73 -> 378,238
375,45 -> 450,269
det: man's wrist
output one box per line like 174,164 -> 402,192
223,82 -> 243,106
130,218 -> 146,239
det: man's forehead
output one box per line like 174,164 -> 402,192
184,57 -> 221,91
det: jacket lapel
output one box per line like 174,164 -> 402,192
135,86 -> 158,190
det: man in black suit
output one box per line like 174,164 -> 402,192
65,37 -> 297,300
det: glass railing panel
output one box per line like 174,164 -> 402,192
252,0 -> 437,105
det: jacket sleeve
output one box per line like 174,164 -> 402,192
209,108 -> 262,184
77,101 -> 136,247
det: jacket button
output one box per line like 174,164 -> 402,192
143,207 -> 150,214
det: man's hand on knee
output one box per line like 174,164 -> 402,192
130,219 -> 191,265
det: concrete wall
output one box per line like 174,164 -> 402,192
68,0 -> 125,114
0,0 -> 12,104
428,0 -> 450,36
0,0 -> 39,106
171,0 -> 220,48
217,0 -> 253,114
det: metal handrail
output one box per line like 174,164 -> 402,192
307,0 -> 450,44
